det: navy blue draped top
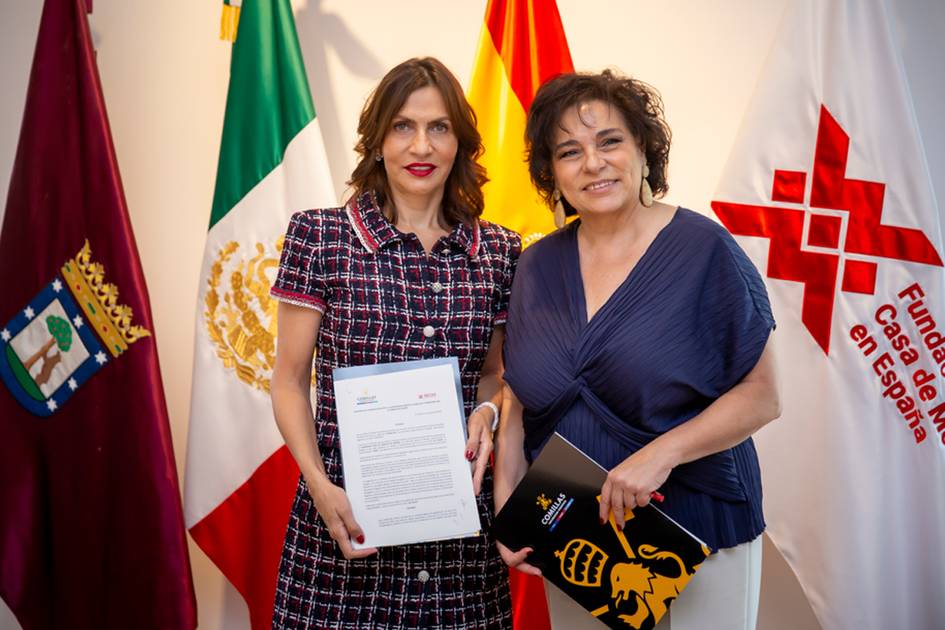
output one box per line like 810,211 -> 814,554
503,208 -> 775,550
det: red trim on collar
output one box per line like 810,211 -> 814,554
348,191 -> 481,259
346,197 -> 379,253
469,219 -> 481,259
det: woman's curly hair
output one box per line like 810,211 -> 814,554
525,69 -> 671,213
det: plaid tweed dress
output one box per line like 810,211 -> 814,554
269,192 -> 519,629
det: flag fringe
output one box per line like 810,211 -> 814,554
220,4 -> 241,42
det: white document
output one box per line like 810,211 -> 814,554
333,357 -> 481,548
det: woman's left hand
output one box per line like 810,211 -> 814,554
465,405 -> 495,496
599,338 -> 780,529
599,443 -> 674,529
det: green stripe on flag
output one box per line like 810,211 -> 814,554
209,0 -> 315,229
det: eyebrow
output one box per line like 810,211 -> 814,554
553,127 -> 624,152
392,116 -> 450,125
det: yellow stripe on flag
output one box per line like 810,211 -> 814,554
467,4 -> 575,627
220,3 -> 241,42
468,25 -> 556,246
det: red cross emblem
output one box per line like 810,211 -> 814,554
712,105 -> 942,354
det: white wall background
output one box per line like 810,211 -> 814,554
1,1 -> 943,628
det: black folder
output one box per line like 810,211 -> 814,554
493,433 -> 711,630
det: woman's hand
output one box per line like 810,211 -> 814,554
598,338 -> 781,529
466,405 -> 495,496
272,303 -> 375,560
307,475 -> 378,560
466,325 -> 506,496
496,541 -> 542,576
599,443 -> 673,529
492,386 -> 539,575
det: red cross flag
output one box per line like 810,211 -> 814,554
712,0 -> 945,627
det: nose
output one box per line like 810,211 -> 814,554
411,129 -> 432,156
582,147 -> 604,172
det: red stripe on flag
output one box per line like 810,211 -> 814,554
485,0 -> 574,114
510,570 -> 552,630
189,445 -> 299,630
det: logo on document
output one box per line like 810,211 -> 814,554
539,492 -> 571,531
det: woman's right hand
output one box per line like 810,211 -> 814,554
492,387 -> 539,575
308,476 -> 378,560
273,303 -> 374,560
496,541 -> 542,576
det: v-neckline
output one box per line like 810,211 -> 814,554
570,207 -> 680,328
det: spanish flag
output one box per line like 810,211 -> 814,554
468,0 -> 574,249
468,3 -> 573,627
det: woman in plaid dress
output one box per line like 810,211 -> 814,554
269,57 -> 518,628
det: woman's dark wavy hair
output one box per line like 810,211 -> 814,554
525,69 -> 671,214
347,57 -> 487,225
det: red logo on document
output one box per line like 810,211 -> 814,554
712,105 -> 942,354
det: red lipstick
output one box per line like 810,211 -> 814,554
406,163 -> 435,177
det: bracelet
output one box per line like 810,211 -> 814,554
473,401 -> 500,433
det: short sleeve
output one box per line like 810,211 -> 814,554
270,210 -> 328,313
696,229 -> 775,394
493,231 -> 522,326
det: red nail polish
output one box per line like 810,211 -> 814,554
650,491 -> 665,503
465,449 -> 474,461
356,535 -> 365,544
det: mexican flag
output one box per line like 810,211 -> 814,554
184,1 -> 336,628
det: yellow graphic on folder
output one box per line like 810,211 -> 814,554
553,498 -> 705,629
536,493 -> 552,511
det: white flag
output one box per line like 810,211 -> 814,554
712,1 -> 945,628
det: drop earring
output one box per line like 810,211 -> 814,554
640,163 -> 654,207
553,189 -> 566,229
375,152 -> 383,162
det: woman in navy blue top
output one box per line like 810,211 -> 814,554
493,71 -> 780,629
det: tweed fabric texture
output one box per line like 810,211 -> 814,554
271,192 -> 520,628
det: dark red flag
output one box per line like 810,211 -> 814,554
0,1 -> 196,628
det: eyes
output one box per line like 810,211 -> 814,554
391,119 -> 451,134
555,135 -> 624,160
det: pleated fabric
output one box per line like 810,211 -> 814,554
504,208 -> 775,550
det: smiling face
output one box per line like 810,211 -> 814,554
550,99 -> 645,218
380,85 -> 459,207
